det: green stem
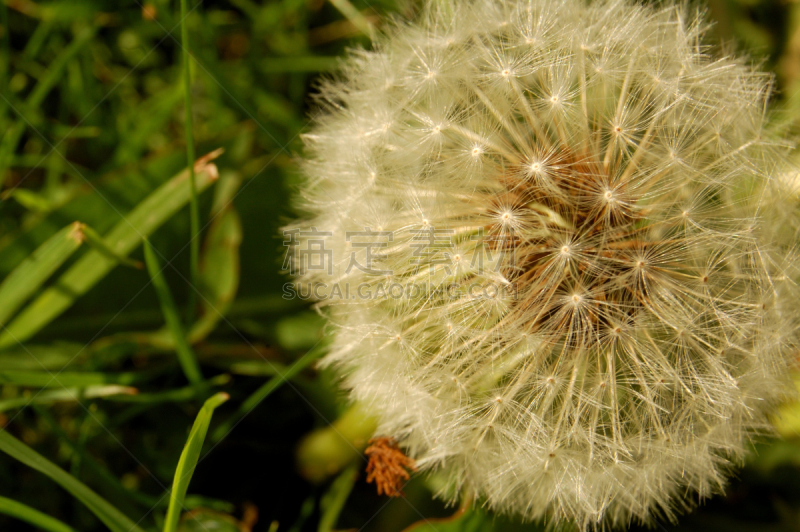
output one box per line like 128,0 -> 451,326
180,0 -> 200,322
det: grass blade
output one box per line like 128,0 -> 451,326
163,392 -> 230,532
0,386 -> 137,412
0,430 -> 146,532
0,369 -> 148,387
318,466 -> 358,532
0,495 -> 77,532
327,0 -> 373,37
108,375 -> 230,405
143,240 -> 203,385
0,343 -> 87,371
0,222 -> 83,327
210,347 -> 322,443
0,151 -> 221,350
79,223 -> 144,269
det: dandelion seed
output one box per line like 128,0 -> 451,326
288,0 -> 800,528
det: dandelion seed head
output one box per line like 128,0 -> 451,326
288,0 -> 800,528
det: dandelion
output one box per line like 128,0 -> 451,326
289,0 -> 800,528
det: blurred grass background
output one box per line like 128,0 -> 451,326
1,0 -> 800,531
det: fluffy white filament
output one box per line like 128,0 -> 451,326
289,0 -> 800,528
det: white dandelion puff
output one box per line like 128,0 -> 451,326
288,0 -> 800,528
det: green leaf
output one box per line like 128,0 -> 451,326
163,392 -> 230,532
0,151 -> 221,351
0,430 -> 146,532
0,222 -> 83,328
0,495 -> 77,532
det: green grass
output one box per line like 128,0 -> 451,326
0,0 -> 799,531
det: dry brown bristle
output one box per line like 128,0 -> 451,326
365,437 -> 417,497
